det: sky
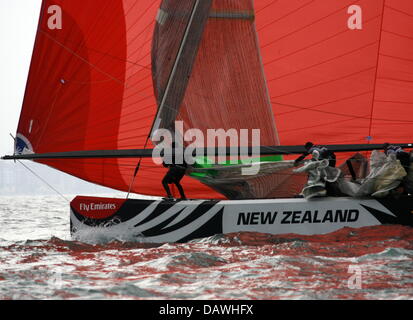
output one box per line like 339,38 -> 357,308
0,0 -> 42,155
0,1 -> 117,195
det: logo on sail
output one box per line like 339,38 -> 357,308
15,133 -> 34,155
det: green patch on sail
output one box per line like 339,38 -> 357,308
189,155 -> 284,178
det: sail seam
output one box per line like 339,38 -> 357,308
379,53 -> 413,63
269,41 -> 379,81
279,114 -> 371,134
273,98 -> 413,123
270,66 -> 376,98
263,15 -> 381,67
255,0 -> 280,14
382,29 -> 413,41
260,0 -> 362,49
384,4 -> 413,18
273,91 -> 373,117
257,0 -> 315,33
367,0 -> 386,142
375,100 -> 413,105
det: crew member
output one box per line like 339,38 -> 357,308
162,142 -> 187,200
294,142 -> 336,167
384,143 -> 410,170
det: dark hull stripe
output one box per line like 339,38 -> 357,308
134,201 -> 177,227
142,200 -> 219,237
178,207 -> 225,243
360,205 -> 398,224
141,207 -> 187,237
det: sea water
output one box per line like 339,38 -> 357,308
0,195 -> 412,300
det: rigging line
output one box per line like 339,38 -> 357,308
124,46 -> 153,82
53,39 -> 151,72
368,0 -> 386,143
37,2 -> 117,101
39,30 -> 124,85
124,62 -> 153,85
8,134 -> 69,203
88,61 -> 151,97
62,0 -> 157,90
79,18 -> 157,79
52,74 -> 154,129
79,0 -> 159,73
126,134 -> 152,199
273,91 -> 373,117
59,0 -> 156,80
32,1 -> 172,114
38,5 -> 123,93
35,82 -> 63,150
16,160 -> 70,204
32,13 -> 81,104
89,46 -> 151,70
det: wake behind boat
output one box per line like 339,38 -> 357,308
3,0 -> 413,243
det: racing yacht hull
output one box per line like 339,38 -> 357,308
70,195 -> 413,243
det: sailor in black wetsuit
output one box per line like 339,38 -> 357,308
162,142 -> 187,200
294,142 -> 336,167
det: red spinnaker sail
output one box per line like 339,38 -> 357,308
257,0 -> 413,145
16,0 -> 219,198
16,0 -> 413,199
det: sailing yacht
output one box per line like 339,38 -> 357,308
3,0 -> 413,242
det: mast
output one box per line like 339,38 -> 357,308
150,0 -> 213,136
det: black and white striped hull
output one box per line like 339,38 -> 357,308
70,196 -> 413,243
